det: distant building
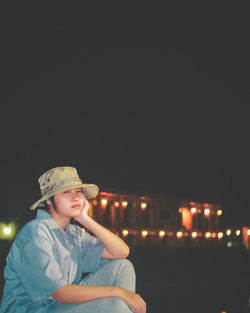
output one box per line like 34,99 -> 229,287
87,189 -> 240,248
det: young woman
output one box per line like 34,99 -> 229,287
0,166 -> 146,313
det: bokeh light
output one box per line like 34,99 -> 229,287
0,223 -> 16,240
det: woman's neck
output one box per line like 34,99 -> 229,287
48,208 -> 71,230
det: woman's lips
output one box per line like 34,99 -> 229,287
71,204 -> 81,209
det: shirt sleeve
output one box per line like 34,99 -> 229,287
14,236 -> 68,302
80,232 -> 106,273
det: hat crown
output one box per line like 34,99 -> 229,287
39,167 -> 82,196
30,166 -> 99,210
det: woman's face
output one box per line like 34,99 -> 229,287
53,188 -> 86,219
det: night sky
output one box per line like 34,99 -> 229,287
1,3 -> 250,227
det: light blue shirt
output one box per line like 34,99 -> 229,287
0,210 -> 105,313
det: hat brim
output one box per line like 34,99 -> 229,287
30,183 -> 99,210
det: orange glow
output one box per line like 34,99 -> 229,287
217,209 -> 223,216
191,231 -> 198,238
176,231 -> 183,238
141,202 -> 147,210
122,229 -> 129,237
204,208 -> 210,216
205,232 -> 211,238
211,232 -> 217,238
182,208 -> 193,230
114,201 -> 120,207
218,232 -> 223,239
141,230 -> 148,238
122,201 -> 128,208
101,198 -> 108,207
191,207 -> 197,214
159,230 -> 165,238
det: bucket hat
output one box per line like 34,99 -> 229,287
30,166 -> 99,210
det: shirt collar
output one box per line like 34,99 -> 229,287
36,209 -> 70,231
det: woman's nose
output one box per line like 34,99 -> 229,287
71,191 -> 81,200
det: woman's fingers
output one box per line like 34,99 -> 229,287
135,294 -> 146,313
126,292 -> 146,313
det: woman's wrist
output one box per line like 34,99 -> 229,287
112,286 -> 124,299
75,212 -> 91,226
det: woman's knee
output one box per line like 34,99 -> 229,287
111,258 -> 135,274
110,259 -> 136,292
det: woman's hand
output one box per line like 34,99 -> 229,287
117,288 -> 146,313
73,198 -> 90,224
74,195 -> 130,259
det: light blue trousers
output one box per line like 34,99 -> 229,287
51,259 -> 136,313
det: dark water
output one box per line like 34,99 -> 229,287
1,241 -> 249,313
138,278 -> 249,313
129,246 -> 250,313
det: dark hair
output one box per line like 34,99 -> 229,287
39,196 -> 57,212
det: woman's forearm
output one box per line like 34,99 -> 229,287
53,284 -> 146,312
78,215 -> 129,259
53,284 -> 121,303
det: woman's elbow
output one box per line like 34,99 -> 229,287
121,245 -> 130,258
52,291 -> 64,303
52,285 -> 70,303
52,292 -> 63,303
